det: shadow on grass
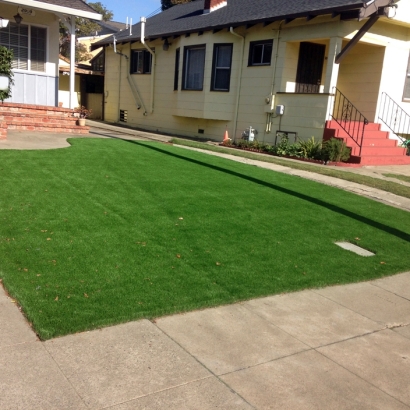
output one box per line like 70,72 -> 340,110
117,138 -> 410,243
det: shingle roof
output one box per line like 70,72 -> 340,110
33,0 -> 98,14
98,20 -> 127,35
96,0 -> 364,46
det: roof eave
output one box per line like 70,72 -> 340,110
0,0 -> 103,20
92,2 -> 368,48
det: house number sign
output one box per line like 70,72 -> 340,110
18,7 -> 36,16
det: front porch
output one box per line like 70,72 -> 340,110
274,35 -> 410,166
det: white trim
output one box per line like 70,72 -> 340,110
0,0 -> 102,20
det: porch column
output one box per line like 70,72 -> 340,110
323,37 -> 342,94
324,37 -> 342,119
69,16 -> 76,109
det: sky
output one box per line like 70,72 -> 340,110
100,0 -> 162,24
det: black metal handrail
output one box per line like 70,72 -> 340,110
378,92 -> 410,144
331,87 -> 368,157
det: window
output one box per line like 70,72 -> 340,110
182,45 -> 206,90
174,48 -> 180,90
0,23 -> 46,72
91,51 -> 105,72
211,43 -> 233,91
404,52 -> 410,101
248,39 -> 273,66
130,49 -> 152,74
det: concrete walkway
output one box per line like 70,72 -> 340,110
1,124 -> 410,409
1,273 -> 410,409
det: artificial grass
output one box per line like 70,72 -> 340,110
1,138 -> 410,340
171,138 -> 410,200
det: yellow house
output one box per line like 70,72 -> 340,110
94,0 -> 410,165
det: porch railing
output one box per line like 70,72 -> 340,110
378,92 -> 410,144
331,87 -> 368,157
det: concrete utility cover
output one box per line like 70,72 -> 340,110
335,242 -> 375,257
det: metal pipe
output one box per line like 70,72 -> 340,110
69,16 -> 76,109
140,17 -> 155,114
229,27 -> 245,141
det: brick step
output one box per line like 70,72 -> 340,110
328,127 -> 391,142
4,117 -> 78,126
350,155 -> 410,165
0,103 -> 89,139
324,120 -> 410,166
354,145 -> 408,156
7,124 -> 90,134
360,138 -> 398,147
0,102 -> 74,117
326,120 -> 381,131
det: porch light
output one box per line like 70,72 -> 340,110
0,17 -> 9,28
163,38 -> 171,51
14,13 -> 23,25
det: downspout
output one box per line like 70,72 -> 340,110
266,21 -> 283,133
113,37 -> 148,116
117,45 -> 122,122
270,21 -> 282,97
113,36 -> 127,122
140,17 -> 155,114
229,27 -> 245,141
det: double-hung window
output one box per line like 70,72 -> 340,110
182,45 -> 206,90
211,43 -> 233,92
248,39 -> 273,66
0,22 -> 46,72
130,49 -> 152,74
404,52 -> 410,101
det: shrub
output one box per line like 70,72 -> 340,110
402,139 -> 410,156
0,46 -> 14,102
297,136 -> 322,160
322,138 -> 351,162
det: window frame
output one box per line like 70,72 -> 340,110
403,52 -> 410,102
174,47 -> 180,91
182,44 -> 206,91
0,22 -> 47,73
248,39 -> 273,67
211,43 -> 233,92
130,49 -> 153,74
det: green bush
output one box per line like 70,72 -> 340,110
297,136 -> 322,160
402,139 -> 410,156
0,46 -> 14,102
322,138 -> 351,162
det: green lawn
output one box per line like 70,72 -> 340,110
171,138 -> 410,200
1,138 -> 410,340
383,173 -> 410,184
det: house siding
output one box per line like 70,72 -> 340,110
103,12 -> 410,144
1,4 -> 60,106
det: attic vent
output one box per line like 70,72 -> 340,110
119,110 -> 128,123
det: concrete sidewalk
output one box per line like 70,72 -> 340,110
1,124 -> 410,408
1,272 -> 409,409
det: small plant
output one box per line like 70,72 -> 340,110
74,105 -> 92,118
322,137 -> 351,162
0,46 -> 14,102
274,135 -> 291,156
235,139 -> 250,149
402,139 -> 410,156
297,136 -> 322,160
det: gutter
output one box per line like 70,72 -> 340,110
1,0 -> 102,20
229,27 -> 245,141
140,17 -> 156,114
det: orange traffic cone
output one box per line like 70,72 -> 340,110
223,129 -> 229,142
